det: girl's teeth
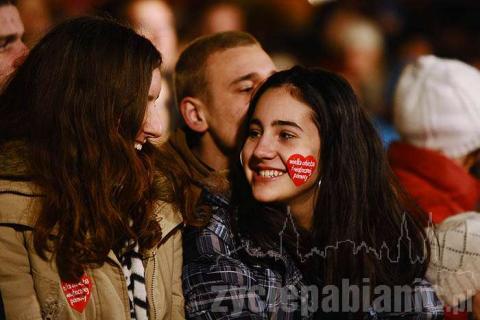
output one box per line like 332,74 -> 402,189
134,143 -> 143,151
259,170 -> 285,178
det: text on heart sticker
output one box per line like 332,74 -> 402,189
61,273 -> 93,313
287,154 -> 317,186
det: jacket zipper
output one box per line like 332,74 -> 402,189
151,252 -> 158,319
105,253 -> 131,319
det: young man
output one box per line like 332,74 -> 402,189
164,31 -> 275,224
0,0 -> 27,88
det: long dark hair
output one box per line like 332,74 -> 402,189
0,16 -> 163,281
233,66 -> 429,291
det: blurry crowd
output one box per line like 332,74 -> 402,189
12,0 -> 480,145
2,1 -> 480,319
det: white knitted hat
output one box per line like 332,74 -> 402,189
394,55 -> 480,158
426,212 -> 480,307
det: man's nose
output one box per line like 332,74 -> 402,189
12,41 -> 29,68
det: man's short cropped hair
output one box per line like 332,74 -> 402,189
174,31 -> 258,105
0,0 -> 15,6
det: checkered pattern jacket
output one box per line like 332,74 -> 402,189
182,188 -> 444,319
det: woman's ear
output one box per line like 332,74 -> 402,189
179,97 -> 208,133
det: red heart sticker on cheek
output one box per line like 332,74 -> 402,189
61,273 -> 93,313
287,154 -> 317,187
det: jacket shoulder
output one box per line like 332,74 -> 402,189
0,179 -> 42,227
155,200 -> 183,240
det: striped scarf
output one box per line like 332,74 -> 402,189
119,241 -> 148,320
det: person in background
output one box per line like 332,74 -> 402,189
113,0 -> 180,144
198,1 -> 246,36
426,211 -> 480,320
389,55 -> 480,225
0,16 -> 184,319
389,55 -> 480,320
320,7 -> 399,147
117,0 -> 178,74
0,0 -> 28,88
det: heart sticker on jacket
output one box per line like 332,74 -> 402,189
287,154 -> 317,186
61,273 -> 93,313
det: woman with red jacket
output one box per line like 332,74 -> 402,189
389,55 -> 480,320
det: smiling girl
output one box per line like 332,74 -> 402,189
0,17 -> 183,319
235,66 -> 444,319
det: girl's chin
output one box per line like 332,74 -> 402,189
252,191 -> 275,203
252,190 -> 289,204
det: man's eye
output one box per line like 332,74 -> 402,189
248,129 -> 261,139
0,36 -> 17,51
240,87 -> 253,93
0,39 -> 8,51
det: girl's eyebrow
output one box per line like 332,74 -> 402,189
271,120 -> 303,131
249,119 -> 303,131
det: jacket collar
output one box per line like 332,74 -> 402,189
154,201 -> 183,240
167,128 -> 214,179
0,141 -> 42,227
105,200 -> 184,265
165,127 -> 231,200
0,180 -> 42,227
139,201 -> 183,259
0,140 -> 31,178
388,142 -> 480,209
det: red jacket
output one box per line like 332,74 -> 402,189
389,142 -> 480,320
388,142 -> 480,224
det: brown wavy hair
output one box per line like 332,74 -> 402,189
0,16 -> 163,281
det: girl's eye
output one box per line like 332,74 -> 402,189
240,87 -> 253,93
248,128 -> 261,139
280,131 -> 295,140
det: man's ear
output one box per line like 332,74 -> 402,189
179,97 -> 208,133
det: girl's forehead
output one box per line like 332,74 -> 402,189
253,89 -> 313,123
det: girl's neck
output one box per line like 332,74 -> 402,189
287,187 -> 317,230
